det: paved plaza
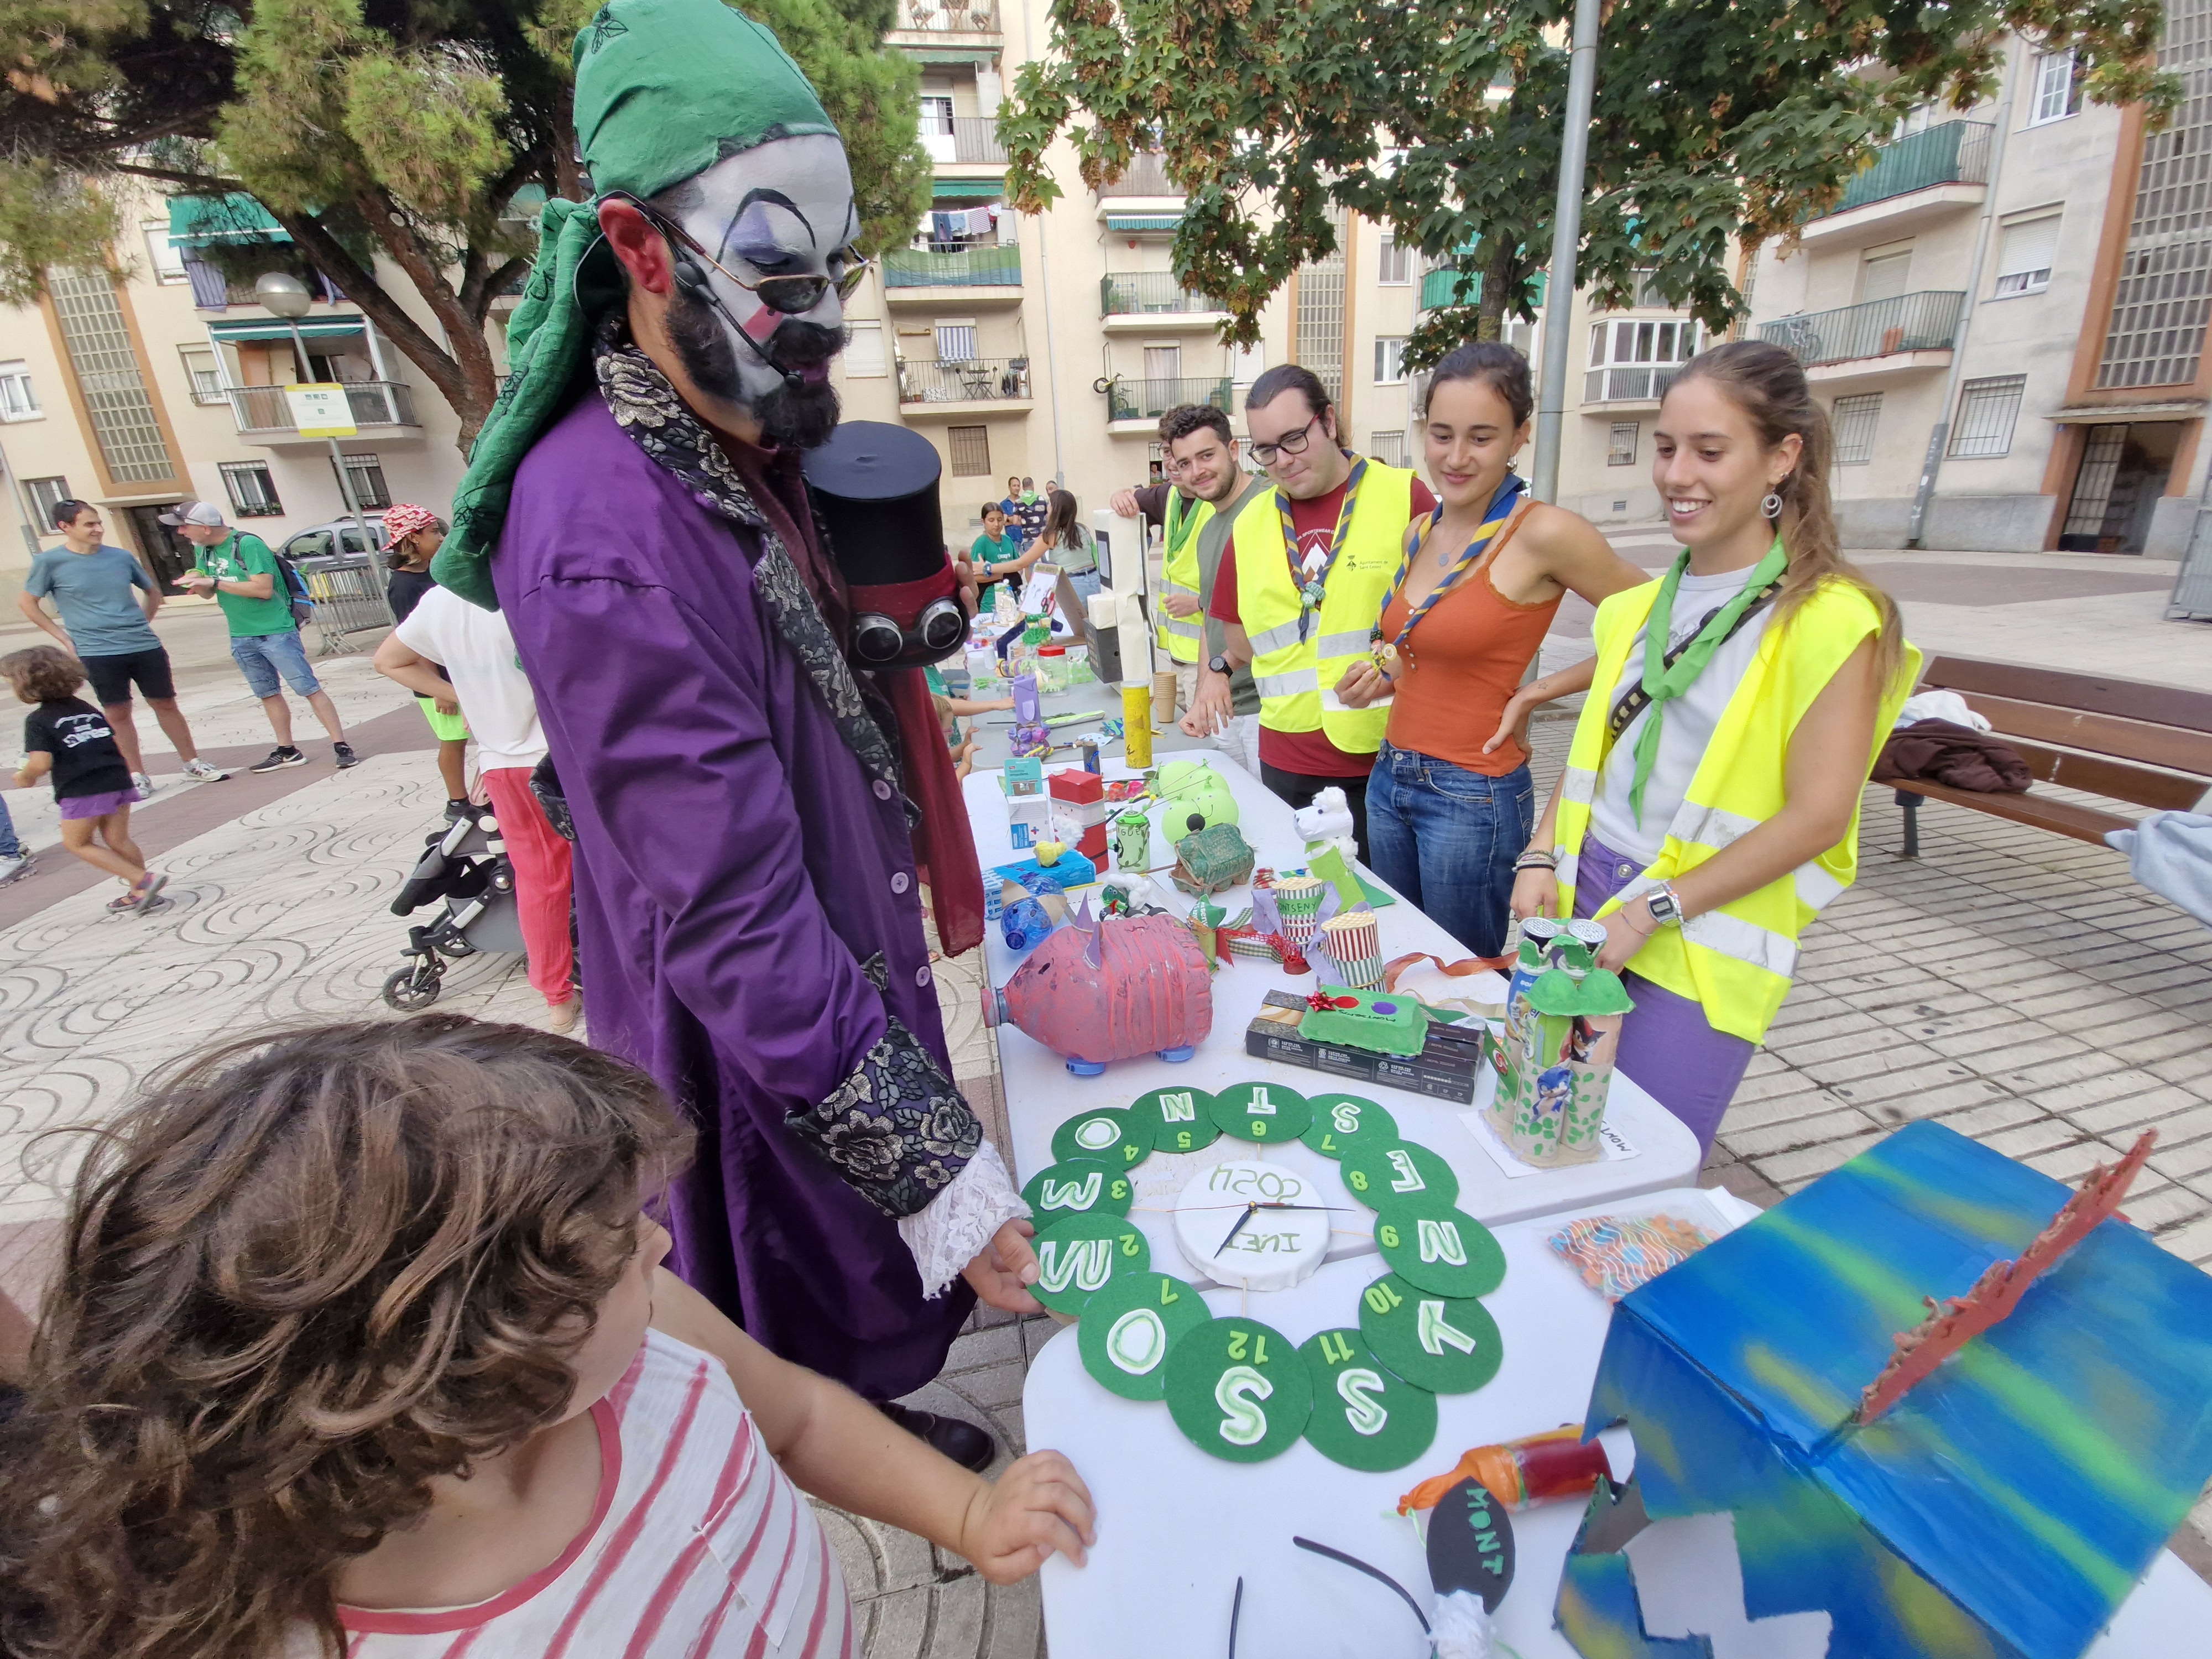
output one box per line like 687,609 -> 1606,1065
2,545 -> 2208,1653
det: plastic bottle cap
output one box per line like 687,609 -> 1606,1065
1039,645 -> 1066,656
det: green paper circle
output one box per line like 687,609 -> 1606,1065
1021,1157 -> 1134,1220
1129,1086 -> 1222,1154
1029,1211 -> 1150,1315
1300,1092 -> 1397,1160
1339,1138 -> 1459,1211
1163,1315 -> 1313,1462
1297,1327 -> 1439,1471
1373,1199 -> 1505,1299
1209,1081 -> 1313,1144
1051,1105 -> 1155,1169
1077,1271 -> 1212,1401
1357,1272 -> 1503,1395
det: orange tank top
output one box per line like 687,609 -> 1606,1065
1377,503 -> 1559,776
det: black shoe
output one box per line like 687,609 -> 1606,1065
249,747 -> 306,773
333,742 -> 361,769
444,798 -> 472,822
879,1401 -> 995,1472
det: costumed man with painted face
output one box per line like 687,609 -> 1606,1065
433,0 -> 1035,1469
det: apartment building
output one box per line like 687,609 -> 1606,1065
1743,19 -> 2212,555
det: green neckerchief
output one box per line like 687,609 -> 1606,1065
1165,488 -> 1203,562
1626,536 -> 1791,824
1276,453 -> 1368,643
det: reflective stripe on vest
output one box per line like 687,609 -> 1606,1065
1552,576 -> 1919,1044
1155,494 -> 1212,663
1231,462 -> 1414,753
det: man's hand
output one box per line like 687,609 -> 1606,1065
1160,592 -> 1201,618
1333,661 -> 1390,709
1178,673 -> 1232,739
962,1217 -> 1041,1314
954,1450 -> 1097,1583
1109,488 -> 1143,519
180,571 -> 215,597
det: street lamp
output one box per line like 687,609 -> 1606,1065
254,271 -> 379,561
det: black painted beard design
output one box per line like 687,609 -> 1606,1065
666,286 -> 845,449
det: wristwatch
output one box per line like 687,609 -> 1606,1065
1208,653 -> 1230,676
1645,881 -> 1685,928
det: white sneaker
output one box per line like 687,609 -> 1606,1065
181,757 -> 230,782
131,771 -> 155,797
0,853 -> 29,885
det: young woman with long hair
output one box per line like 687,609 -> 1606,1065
1512,340 -> 1919,1154
1335,343 -> 1644,957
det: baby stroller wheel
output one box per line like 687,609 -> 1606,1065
382,963 -> 444,1011
433,935 -> 478,960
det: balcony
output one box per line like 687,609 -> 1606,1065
1420,267 -> 1481,312
890,0 -> 999,34
922,115 -> 1008,167
1097,152 -> 1182,217
1804,122 -> 1993,243
227,380 -> 419,440
1758,291 -> 1965,382
896,356 -> 1032,418
1583,365 -> 1684,409
1100,273 -> 1224,328
1107,375 -> 1234,428
882,244 -> 1022,305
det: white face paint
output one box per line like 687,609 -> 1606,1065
668,134 -> 860,408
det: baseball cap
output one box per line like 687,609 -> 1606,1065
157,500 -> 227,528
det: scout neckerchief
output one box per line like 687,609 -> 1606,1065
1373,473 -> 1526,676
1277,452 -> 1368,643
1165,488 -> 1203,565
1613,536 -> 1790,825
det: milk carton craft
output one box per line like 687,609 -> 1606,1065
1506,967 -> 1633,1166
1112,808 -> 1151,872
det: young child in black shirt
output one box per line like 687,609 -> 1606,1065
4,646 -> 168,914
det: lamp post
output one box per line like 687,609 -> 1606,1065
1531,0 -> 1603,504
253,272 -> 379,560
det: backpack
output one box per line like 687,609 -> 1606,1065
272,551 -> 315,625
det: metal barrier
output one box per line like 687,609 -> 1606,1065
295,554 -> 395,655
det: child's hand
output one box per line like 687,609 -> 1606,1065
956,1450 -> 1096,1583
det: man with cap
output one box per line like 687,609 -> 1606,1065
166,500 -> 358,773
432,0 -> 1032,1469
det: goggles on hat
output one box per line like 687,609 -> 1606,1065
613,194 -> 869,315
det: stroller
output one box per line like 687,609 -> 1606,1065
382,812 -> 526,1010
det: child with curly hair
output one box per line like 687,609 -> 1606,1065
0,1016 -> 1093,1659
3,644 -> 166,914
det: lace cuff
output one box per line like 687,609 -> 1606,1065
898,1141 -> 1032,1300
785,1017 -> 983,1218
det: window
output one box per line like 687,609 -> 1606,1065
947,424 -> 990,477
1501,320 -> 1536,359
1948,375 -> 2027,458
1232,339 -> 1267,383
1373,336 -> 1408,384
142,222 -> 189,284
1860,244 -> 1913,304
920,95 -> 954,137
1831,393 -> 1882,464
179,347 -> 227,404
1378,235 -> 1411,286
844,322 -> 886,377
332,452 -> 392,510
24,476 -> 69,526
1588,319 -> 1698,369
1143,343 -> 1182,381
2030,50 -> 2083,126
1370,430 -> 1406,465
0,361 -> 38,421
1608,422 -> 1638,466
935,320 -> 978,361
1994,214 -> 2060,298
220,460 -> 283,517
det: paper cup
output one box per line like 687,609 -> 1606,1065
1320,910 -> 1384,989
1274,875 -> 1327,944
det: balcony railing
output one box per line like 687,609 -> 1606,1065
227,380 -> 419,435
1757,291 -> 1966,368
1583,365 -> 1685,404
921,115 -> 1008,165
1100,273 -> 1216,316
1098,152 -> 1180,199
1107,375 -> 1234,422
1830,121 -> 1995,216
898,357 -> 1031,404
883,245 -> 1022,289
1421,267 -> 1481,311
895,0 -> 999,31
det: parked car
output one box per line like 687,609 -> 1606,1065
281,514 -> 389,564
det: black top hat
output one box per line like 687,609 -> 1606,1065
801,421 -> 946,588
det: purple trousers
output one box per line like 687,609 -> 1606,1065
1574,833 -> 1756,1157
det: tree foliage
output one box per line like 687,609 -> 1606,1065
0,0 -> 931,447
1000,0 -> 2174,366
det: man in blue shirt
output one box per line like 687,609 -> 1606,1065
17,500 -> 229,794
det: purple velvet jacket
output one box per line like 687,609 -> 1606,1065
493,348 -> 976,1396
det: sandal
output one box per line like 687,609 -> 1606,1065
127,873 -> 169,907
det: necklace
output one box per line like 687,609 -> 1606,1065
1373,476 -> 1527,677
1276,456 -> 1368,644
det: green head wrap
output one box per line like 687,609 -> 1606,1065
432,0 -> 838,608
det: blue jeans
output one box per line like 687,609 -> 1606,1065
230,629 -> 321,700
1366,741 -> 1535,958
0,793 -> 19,858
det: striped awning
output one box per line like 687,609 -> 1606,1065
933,178 -> 1005,200
168,194 -> 290,249
208,315 -> 367,343
1106,215 -> 1181,233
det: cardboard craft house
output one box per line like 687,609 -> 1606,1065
1556,1120 -> 2212,1659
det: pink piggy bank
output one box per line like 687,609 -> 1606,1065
984,905 -> 1212,1076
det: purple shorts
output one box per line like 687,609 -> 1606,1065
59,786 -> 142,822
1574,831 -> 1757,1157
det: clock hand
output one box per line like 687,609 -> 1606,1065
1217,1202 -> 1258,1255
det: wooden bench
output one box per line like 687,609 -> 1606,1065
1889,657 -> 2212,857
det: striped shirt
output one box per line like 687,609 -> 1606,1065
307,1331 -> 853,1659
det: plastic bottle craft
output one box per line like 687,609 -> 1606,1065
984,902 -> 1213,1074
1502,964 -> 1634,1166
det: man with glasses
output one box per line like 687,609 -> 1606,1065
1205,366 -> 1433,859
424,0 -> 1035,1473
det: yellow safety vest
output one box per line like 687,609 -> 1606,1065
1231,461 -> 1413,754
1155,489 -> 1209,664
1554,576 -> 1919,1045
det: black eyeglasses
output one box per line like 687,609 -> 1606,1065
1249,413 -> 1322,467
618,195 -> 869,315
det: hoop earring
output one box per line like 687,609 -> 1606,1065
1761,491 -> 1784,520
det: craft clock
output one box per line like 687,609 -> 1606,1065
1026,1081 -> 1508,1472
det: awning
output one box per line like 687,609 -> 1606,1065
208,316 -> 367,343
933,179 -> 1005,200
1107,215 -> 1181,233
2046,400 -> 2205,425
168,194 -> 291,249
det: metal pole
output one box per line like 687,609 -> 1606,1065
0,436 -> 43,559
1531,0 -> 1603,504
289,319 -> 378,557
1906,43 -> 2018,548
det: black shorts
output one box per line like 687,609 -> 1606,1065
81,645 -> 176,707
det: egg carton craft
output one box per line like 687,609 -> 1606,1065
1170,821 -> 1257,896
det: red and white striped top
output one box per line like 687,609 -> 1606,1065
307,1331 -> 853,1659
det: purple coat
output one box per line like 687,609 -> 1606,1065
494,392 -> 972,1396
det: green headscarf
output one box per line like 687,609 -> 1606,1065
432,0 -> 837,609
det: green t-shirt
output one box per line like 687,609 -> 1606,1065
970,530 -> 1021,575
196,532 -> 296,638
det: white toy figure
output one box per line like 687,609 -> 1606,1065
1295,786 -> 1357,858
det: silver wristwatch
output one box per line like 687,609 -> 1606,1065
1645,881 -> 1684,928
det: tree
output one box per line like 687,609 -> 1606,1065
999,0 -> 2172,366
0,0 -> 932,448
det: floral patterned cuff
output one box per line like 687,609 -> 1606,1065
785,1018 -> 983,1218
